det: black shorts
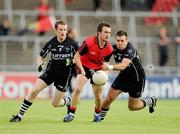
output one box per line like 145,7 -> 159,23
39,68 -> 71,92
111,74 -> 145,98
83,66 -> 99,84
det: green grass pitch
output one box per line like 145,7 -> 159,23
0,99 -> 180,134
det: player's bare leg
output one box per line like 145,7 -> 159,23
100,88 -> 122,121
92,84 -> 103,122
63,74 -> 88,122
128,97 -> 145,111
52,89 -> 71,107
10,79 -> 48,122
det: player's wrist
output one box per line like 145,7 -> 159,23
107,64 -> 113,70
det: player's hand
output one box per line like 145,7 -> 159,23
102,63 -> 109,71
38,64 -> 43,72
102,63 -> 113,71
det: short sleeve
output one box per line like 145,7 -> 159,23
71,41 -> 79,54
124,48 -> 136,60
39,42 -> 51,58
78,41 -> 88,55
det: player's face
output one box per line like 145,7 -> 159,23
98,26 -> 111,42
115,35 -> 128,50
55,24 -> 67,41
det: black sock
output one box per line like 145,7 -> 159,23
100,108 -> 109,120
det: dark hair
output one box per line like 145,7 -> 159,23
97,22 -> 111,32
54,20 -> 67,29
115,30 -> 127,37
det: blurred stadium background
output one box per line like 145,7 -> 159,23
0,0 -> 179,99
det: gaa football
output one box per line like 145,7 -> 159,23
92,70 -> 108,86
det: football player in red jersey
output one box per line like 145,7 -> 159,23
63,22 -> 113,122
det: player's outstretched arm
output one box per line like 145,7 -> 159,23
102,58 -> 131,71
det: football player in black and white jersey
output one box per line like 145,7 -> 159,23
99,30 -> 157,121
10,20 -> 79,122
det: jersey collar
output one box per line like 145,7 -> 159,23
96,36 -> 107,49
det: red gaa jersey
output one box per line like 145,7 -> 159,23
78,35 -> 113,70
